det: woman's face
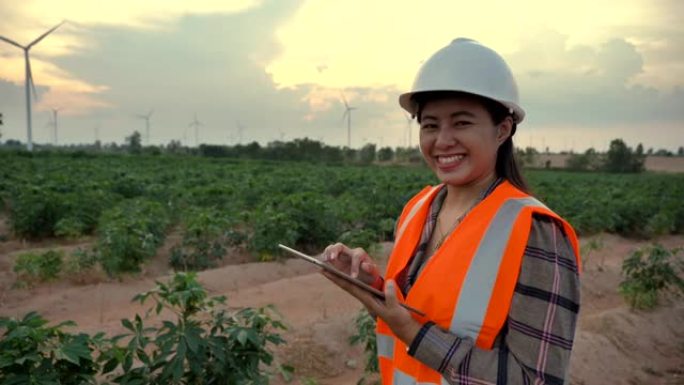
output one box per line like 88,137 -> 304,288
418,96 -> 511,187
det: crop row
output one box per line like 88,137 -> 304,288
1,152 -> 682,274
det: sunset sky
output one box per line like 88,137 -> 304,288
0,0 -> 682,151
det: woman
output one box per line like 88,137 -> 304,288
321,38 -> 580,385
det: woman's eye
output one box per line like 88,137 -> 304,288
421,123 -> 437,130
454,121 -> 471,127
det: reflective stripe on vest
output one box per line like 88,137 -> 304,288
377,333 -> 395,358
393,368 -> 449,385
449,197 -> 547,338
395,185 -> 442,242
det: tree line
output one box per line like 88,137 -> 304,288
2,130 -> 683,172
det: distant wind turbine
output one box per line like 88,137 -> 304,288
340,92 -> 356,148
188,113 -> 203,147
135,110 -> 153,145
50,107 -> 60,145
235,120 -> 244,144
404,112 -> 413,148
0,21 -> 66,151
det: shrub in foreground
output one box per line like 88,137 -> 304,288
619,244 -> 684,309
0,272 -> 289,384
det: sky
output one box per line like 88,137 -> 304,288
0,0 -> 682,151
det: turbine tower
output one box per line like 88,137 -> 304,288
341,92 -> 356,148
136,110 -> 153,145
404,112 -> 413,148
0,21 -> 66,151
235,120 -> 244,144
188,113 -> 203,147
50,107 -> 60,145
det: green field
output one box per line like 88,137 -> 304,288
1,152 -> 682,274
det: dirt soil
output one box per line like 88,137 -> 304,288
0,228 -> 682,385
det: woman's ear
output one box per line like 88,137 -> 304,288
496,116 -> 514,145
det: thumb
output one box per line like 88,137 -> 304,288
384,279 -> 399,308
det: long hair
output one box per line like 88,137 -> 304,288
413,91 -> 529,193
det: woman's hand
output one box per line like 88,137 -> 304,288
321,243 -> 381,286
321,270 -> 422,346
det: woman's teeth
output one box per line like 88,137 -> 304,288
437,155 -> 465,164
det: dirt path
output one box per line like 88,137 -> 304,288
1,235 -> 683,384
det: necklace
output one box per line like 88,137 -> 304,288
431,197 -> 481,252
433,212 -> 463,251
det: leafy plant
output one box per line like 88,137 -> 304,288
55,217 -> 89,238
249,192 -> 340,260
0,312 -> 99,385
96,198 -> 170,275
8,187 -> 64,238
579,236 -> 604,272
13,249 -> 64,286
64,248 -> 100,283
619,244 -> 684,309
170,208 -> 245,271
99,272 -> 288,385
349,309 -> 379,383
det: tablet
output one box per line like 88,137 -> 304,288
278,244 -> 425,316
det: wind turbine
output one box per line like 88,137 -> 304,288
340,92 -> 356,148
135,110 -> 153,145
404,112 -> 413,148
49,107 -> 60,145
188,113 -> 203,147
0,21 -> 66,151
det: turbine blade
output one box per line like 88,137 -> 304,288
0,36 -> 24,49
340,91 -> 349,108
28,20 -> 66,49
27,57 -> 38,101
147,109 -> 154,118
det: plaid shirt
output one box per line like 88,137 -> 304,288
395,181 -> 580,385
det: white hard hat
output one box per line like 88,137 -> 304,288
399,38 -> 525,124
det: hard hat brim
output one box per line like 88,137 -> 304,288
399,90 -> 525,124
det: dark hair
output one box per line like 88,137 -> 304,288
413,91 -> 528,193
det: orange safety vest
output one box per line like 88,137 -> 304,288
376,180 -> 580,385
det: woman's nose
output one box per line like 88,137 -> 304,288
435,125 -> 457,147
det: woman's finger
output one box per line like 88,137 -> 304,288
384,279 -> 399,308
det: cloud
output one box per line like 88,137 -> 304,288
507,31 -> 684,130
1,0 -> 681,150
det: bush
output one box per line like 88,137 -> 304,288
0,312 -> 99,384
0,273 -> 289,385
619,244 -> 684,309
8,187 -> 63,238
64,248 -> 100,282
565,148 -> 601,171
96,198 -> 170,275
13,249 -> 64,286
99,272 -> 288,384
249,192 -> 340,260
170,208 -> 246,271
8,186 -> 115,239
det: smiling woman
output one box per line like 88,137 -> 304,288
321,38 -> 581,385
